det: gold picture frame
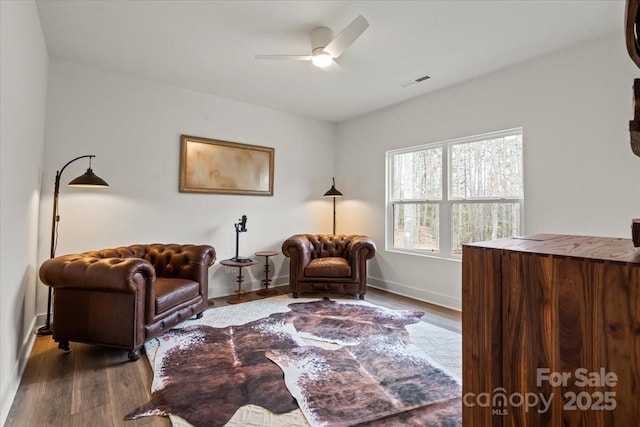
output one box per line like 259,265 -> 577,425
179,135 -> 274,196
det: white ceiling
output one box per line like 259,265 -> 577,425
36,0 -> 624,123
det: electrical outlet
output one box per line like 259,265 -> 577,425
224,267 -> 236,274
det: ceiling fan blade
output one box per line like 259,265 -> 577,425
323,15 -> 369,58
255,55 -> 312,61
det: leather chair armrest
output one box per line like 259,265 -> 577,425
282,235 -> 312,277
39,255 -> 156,294
144,244 -> 215,279
344,236 -> 376,283
142,244 -> 216,312
178,244 -> 217,267
172,244 -> 216,301
346,236 -> 377,262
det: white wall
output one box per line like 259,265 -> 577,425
336,31 -> 640,310
0,0 -> 49,423
37,59 -> 336,308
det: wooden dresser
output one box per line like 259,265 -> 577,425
462,234 -> 640,426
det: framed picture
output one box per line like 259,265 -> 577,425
179,135 -> 274,196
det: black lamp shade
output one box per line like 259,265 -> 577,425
323,177 -> 343,197
68,168 -> 109,187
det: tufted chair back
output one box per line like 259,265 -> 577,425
83,244 -> 203,279
305,234 -> 353,261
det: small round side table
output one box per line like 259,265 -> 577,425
220,258 -> 260,304
255,250 -> 279,296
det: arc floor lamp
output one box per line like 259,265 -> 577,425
36,155 -> 108,336
323,177 -> 343,235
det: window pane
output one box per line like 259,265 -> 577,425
393,203 -> 439,251
452,202 -> 521,254
392,147 -> 442,200
450,134 -> 523,199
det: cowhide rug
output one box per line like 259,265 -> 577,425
126,298 -> 461,427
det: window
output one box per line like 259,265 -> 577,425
387,128 -> 523,259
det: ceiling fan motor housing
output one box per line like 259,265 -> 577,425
311,26 -> 334,55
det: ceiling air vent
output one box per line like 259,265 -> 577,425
402,74 -> 431,88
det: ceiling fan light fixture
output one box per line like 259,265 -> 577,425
312,52 -> 333,68
255,15 -> 368,69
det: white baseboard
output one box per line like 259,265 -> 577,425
214,272 -> 460,312
367,276 -> 461,311
240,274 -> 289,293
1,316 -> 37,425
211,274 -> 289,299
211,274 -> 460,311
35,312 -> 46,327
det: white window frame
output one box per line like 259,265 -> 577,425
386,128 -> 524,260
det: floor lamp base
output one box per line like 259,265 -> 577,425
35,324 -> 53,336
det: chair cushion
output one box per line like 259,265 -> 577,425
155,278 -> 200,314
304,257 -> 351,278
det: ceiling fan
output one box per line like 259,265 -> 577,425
255,15 -> 369,68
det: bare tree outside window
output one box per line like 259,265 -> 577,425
387,129 -> 523,258
393,203 -> 439,251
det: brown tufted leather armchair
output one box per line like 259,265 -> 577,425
282,234 -> 376,299
39,243 -> 216,360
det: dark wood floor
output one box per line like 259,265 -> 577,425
5,286 -> 460,426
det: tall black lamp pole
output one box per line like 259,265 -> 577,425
323,177 -> 343,235
36,155 -> 109,336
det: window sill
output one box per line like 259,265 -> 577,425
385,247 -> 462,262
